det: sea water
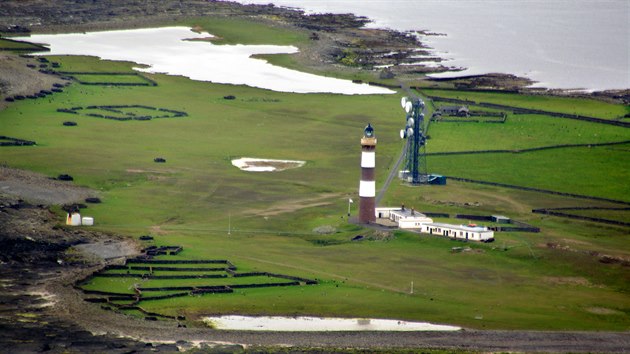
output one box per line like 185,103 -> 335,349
16,27 -> 394,95
237,0 -> 629,91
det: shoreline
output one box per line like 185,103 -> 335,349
238,0 -> 629,93
1,1 -> 627,103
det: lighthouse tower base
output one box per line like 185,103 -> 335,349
359,196 -> 376,223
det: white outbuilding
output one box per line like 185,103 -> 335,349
375,207 -> 433,229
420,223 -> 494,242
66,212 -> 94,226
66,212 -> 81,226
375,206 -> 495,242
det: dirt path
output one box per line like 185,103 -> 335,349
244,193 -> 341,217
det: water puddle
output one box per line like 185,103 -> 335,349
203,315 -> 461,331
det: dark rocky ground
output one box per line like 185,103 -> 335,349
0,194 -> 184,353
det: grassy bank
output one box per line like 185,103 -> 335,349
423,88 -> 630,119
1,17 -> 629,331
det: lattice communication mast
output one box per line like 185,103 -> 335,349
399,96 -> 428,184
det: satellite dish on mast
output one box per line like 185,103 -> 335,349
396,83 -> 429,184
405,101 -> 413,114
401,97 -> 408,109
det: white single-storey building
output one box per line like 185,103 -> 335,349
420,223 -> 494,242
375,207 -> 495,242
66,212 -> 81,226
375,207 -> 433,229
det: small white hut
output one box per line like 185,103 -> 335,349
66,212 -> 94,226
66,212 -> 81,226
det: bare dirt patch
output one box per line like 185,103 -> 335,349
149,225 -> 172,235
246,192 -> 340,217
585,307 -> 625,315
543,276 -> 599,287
72,240 -> 139,260
561,238 -> 593,246
0,53 -> 67,109
0,166 -> 97,205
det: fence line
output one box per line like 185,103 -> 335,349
423,95 -> 629,128
427,140 -> 630,156
446,176 -> 630,206
532,209 -> 630,227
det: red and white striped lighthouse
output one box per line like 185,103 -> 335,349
359,123 -> 377,223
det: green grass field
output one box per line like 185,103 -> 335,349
1,17 -> 629,331
185,17 -> 309,46
69,73 -> 153,85
565,208 -> 630,223
83,275 -> 296,291
427,146 -> 630,201
0,38 -> 46,50
51,55 -> 142,72
422,88 -> 630,119
427,114 -> 629,152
